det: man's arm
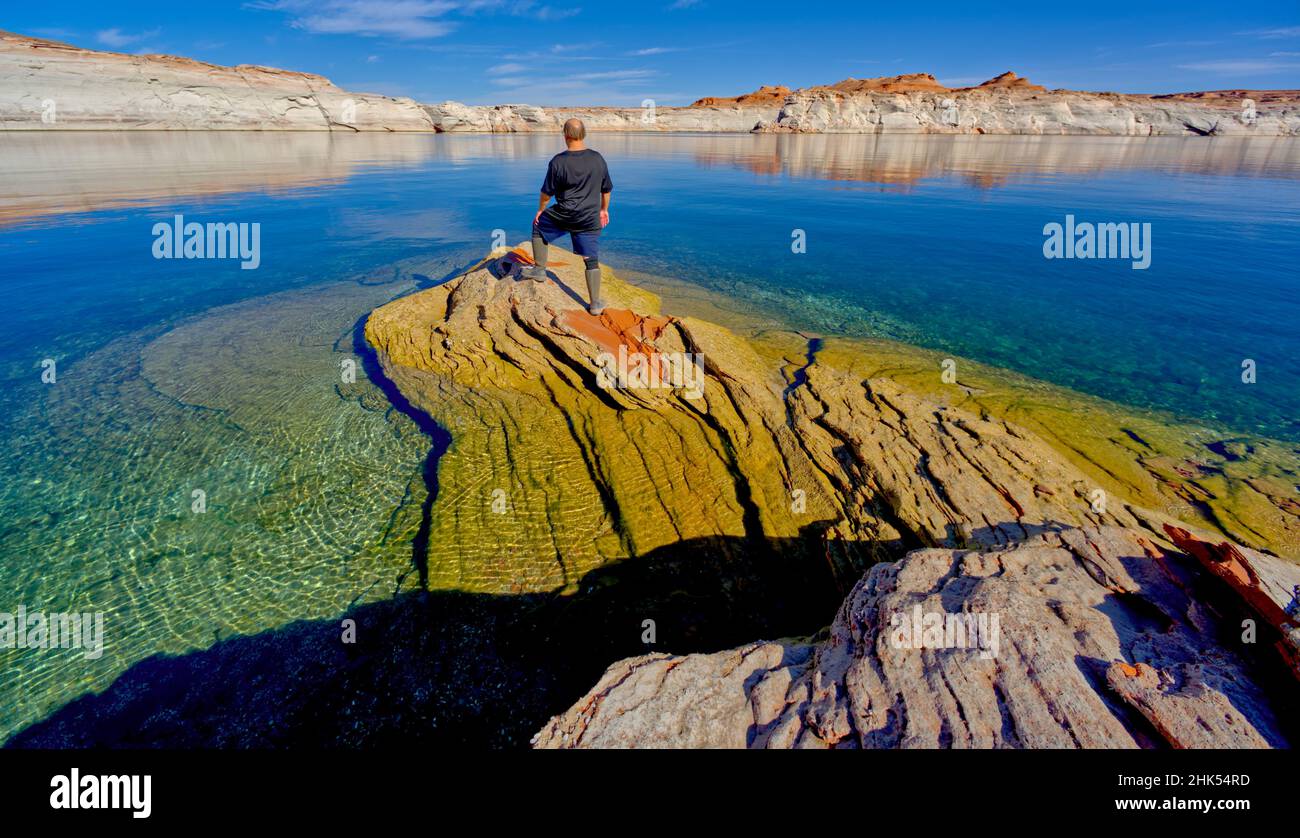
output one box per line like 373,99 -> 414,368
536,156 -> 556,225
599,160 -> 612,227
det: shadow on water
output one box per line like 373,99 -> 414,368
410,255 -> 482,290
9,285 -> 875,747
7,527 -> 870,749
349,312 -> 451,591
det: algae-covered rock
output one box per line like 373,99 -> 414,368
365,245 -> 847,593
365,245 -> 1298,597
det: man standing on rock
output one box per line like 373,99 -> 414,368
524,118 -> 612,315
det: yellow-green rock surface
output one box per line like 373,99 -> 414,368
364,246 -> 1299,599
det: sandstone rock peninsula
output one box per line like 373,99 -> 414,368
0,30 -> 434,131
363,246 -> 1300,748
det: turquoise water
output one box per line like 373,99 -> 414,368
0,131 -> 1298,741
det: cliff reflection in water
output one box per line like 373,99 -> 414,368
0,131 -> 441,228
681,133 -> 1300,188
6,132 -> 1299,230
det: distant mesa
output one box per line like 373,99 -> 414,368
688,72 -> 1049,108
691,85 -> 792,108
971,70 -> 1047,92
822,72 -> 952,94
1153,88 -> 1300,106
797,71 -> 1046,96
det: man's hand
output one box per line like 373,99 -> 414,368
600,210 -> 610,228
534,192 -> 550,230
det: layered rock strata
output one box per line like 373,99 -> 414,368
362,246 -> 1300,748
0,30 -> 434,131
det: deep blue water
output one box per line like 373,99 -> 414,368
1,129 -> 1298,741
3,131 -> 1295,438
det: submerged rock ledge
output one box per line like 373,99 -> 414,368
364,246 -> 1300,749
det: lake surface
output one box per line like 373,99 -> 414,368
1,131 -> 1297,741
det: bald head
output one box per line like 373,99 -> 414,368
563,118 -> 586,142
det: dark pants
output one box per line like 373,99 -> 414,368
533,210 -> 600,266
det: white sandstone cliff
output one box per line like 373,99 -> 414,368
0,30 -> 434,131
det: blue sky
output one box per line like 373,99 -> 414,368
9,1 -> 1300,105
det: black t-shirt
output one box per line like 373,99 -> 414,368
540,149 -> 612,233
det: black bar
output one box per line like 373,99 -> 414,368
0,749 -> 1284,824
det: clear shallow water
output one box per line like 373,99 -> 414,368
0,131 -> 1297,740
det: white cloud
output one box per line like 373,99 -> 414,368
583,69 -> 655,81
250,0 -> 581,39
462,0 -> 579,16
1177,58 -> 1300,74
551,41 -> 600,53
96,27 -> 162,48
1237,26 -> 1300,39
534,5 -> 580,20
487,67 -> 666,105
249,1 -> 458,39
488,62 -> 528,74
631,46 -> 681,56
1146,40 -> 1219,48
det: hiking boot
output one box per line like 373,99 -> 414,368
585,267 -> 605,315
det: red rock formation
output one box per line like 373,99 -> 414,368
1164,524 -> 1300,680
822,73 -> 951,95
556,308 -> 675,361
691,85 -> 792,108
971,71 -> 1047,92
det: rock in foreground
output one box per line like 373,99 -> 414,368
536,526 -> 1300,748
